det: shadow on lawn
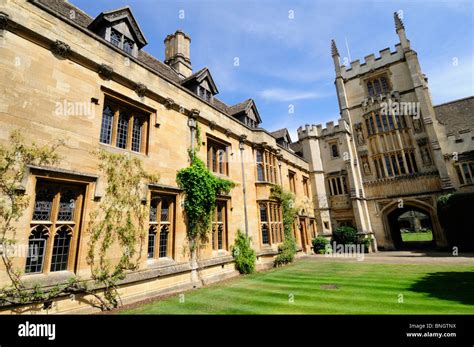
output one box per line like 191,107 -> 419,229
410,271 -> 474,305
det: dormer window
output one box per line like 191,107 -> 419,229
245,117 -> 257,128
88,7 -> 148,59
197,86 -> 212,102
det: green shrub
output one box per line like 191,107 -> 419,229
274,237 -> 297,266
312,236 -> 329,254
231,230 -> 256,274
332,226 -> 358,245
437,192 -> 474,251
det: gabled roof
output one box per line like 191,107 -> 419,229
228,99 -> 262,123
88,6 -> 148,48
180,67 -> 219,95
30,0 -> 260,125
271,128 -> 292,143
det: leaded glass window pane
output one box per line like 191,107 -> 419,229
25,226 -> 48,274
385,155 -> 393,176
331,144 -> 339,157
262,224 -> 269,244
380,77 -> 389,93
367,81 -> 374,97
110,29 -> 121,47
388,115 -> 395,130
217,225 -> 223,250
50,226 -> 72,272
32,187 -> 55,221
257,164 -> 265,181
116,113 -> 129,149
463,163 -> 472,183
260,205 -> 267,222
100,106 -> 114,144
161,200 -> 169,222
159,225 -> 169,258
131,116 -> 142,152
375,114 -> 383,132
123,37 -> 133,54
391,155 -> 399,176
150,200 -> 158,222
373,79 -> 382,95
57,189 -> 77,221
148,226 -> 157,259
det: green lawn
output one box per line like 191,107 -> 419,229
122,259 -> 474,314
401,231 -> 433,242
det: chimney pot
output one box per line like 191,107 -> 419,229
164,30 -> 192,78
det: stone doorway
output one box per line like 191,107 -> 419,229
386,205 -> 436,250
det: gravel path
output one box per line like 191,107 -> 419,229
309,250 -> 474,265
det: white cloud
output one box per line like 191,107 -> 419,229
258,88 -> 331,101
426,56 -> 474,104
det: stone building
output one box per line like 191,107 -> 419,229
0,1 -> 472,314
295,13 -> 473,250
0,0 -> 316,313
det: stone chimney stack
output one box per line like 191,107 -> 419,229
164,30 -> 192,78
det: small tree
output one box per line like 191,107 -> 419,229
231,230 -> 256,274
86,150 -> 159,310
271,185 -> 298,266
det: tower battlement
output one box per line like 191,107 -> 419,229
297,119 -> 349,140
340,44 -> 404,80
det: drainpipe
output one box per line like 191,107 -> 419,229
187,111 -> 198,158
187,112 -> 198,284
278,156 -> 283,186
239,135 -> 249,236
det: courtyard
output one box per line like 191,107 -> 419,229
121,252 -> 474,314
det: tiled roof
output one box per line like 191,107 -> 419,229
33,0 -> 255,124
228,99 -> 252,115
434,96 -> 474,135
270,128 -> 289,140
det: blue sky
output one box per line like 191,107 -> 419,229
71,0 -> 473,140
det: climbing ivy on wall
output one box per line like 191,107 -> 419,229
0,131 -> 84,307
176,153 -> 234,246
86,150 -> 159,309
270,185 -> 298,266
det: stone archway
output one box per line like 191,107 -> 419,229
380,198 -> 447,250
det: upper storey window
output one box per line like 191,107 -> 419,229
108,28 -> 136,56
99,96 -> 150,154
197,86 -> 212,103
366,76 -> 390,97
256,150 -> 278,184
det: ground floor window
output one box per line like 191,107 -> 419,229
259,202 -> 283,245
211,200 -> 228,250
148,193 -> 175,259
25,180 -> 85,274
